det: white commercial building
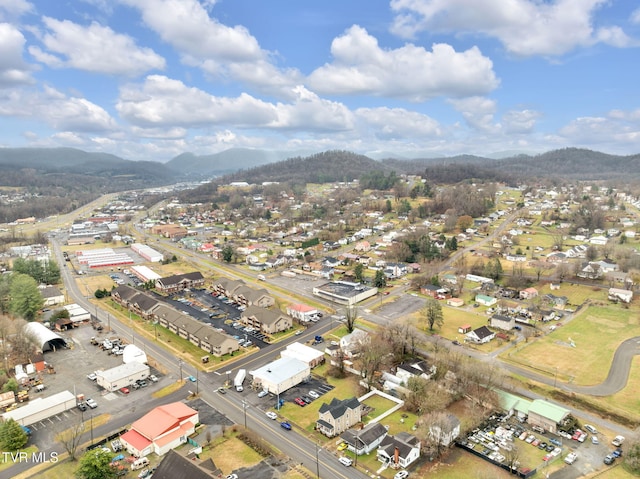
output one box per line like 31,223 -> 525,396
97,362 -> 150,392
280,342 -> 325,368
2,390 -> 76,426
131,265 -> 162,282
64,304 -> 91,324
250,357 -> 310,394
131,243 -> 164,263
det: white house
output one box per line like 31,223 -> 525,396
339,328 -> 369,357
395,360 -> 436,384
377,432 -> 421,470
465,326 -> 495,344
608,288 -> 633,304
428,413 -> 461,447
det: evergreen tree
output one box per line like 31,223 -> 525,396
222,245 -> 234,263
0,418 -> 28,451
9,273 -> 44,321
374,270 -> 387,288
354,263 -> 364,282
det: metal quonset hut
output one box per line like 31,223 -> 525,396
23,322 -> 66,352
2,390 -> 76,426
122,344 -> 148,364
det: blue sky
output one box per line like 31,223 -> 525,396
0,0 -> 639,162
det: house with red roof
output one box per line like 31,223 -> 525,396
120,402 -> 199,457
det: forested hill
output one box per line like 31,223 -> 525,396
494,148 -> 640,180
225,150 -> 395,184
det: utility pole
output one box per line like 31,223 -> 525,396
242,400 -> 248,429
316,442 -> 320,478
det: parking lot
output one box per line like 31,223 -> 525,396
457,412 -> 621,478
23,323 -> 168,448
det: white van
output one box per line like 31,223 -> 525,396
338,457 -> 353,467
584,424 -> 598,435
131,457 -> 149,470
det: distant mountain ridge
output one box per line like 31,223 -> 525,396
0,147 -> 639,188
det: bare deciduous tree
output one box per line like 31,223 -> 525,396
55,418 -> 85,461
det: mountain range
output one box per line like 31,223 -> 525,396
0,147 -> 639,187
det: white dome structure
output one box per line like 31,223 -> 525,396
122,344 -> 147,364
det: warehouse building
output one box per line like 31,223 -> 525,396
2,390 -> 76,426
250,357 -> 310,394
97,362 -> 150,392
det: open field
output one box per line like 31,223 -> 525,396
205,435 -> 264,476
505,305 -> 640,386
602,356 -> 640,418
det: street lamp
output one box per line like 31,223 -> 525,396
226,370 -> 231,388
316,442 -> 320,479
178,360 -> 184,382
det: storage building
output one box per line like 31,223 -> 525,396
250,357 -> 310,394
280,342 -> 325,368
2,390 -> 76,426
97,362 -> 150,392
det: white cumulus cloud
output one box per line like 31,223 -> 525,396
307,25 -> 498,100
0,22 -> 34,87
390,0 -> 629,57
28,17 -> 165,76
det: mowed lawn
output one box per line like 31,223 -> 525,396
537,282 -> 609,306
506,305 -> 640,385
413,305 -> 489,340
602,356 -> 640,418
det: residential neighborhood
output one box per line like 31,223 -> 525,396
1,175 -> 640,479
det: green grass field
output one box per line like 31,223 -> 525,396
505,305 -> 640,385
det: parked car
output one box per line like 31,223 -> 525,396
294,397 -> 306,407
301,395 -> 312,403
226,475 -> 238,479
584,424 -> 598,435
393,471 -> 409,479
592,436 -> 599,445
549,438 -> 562,447
280,422 -> 292,430
612,435 -> 625,447
119,387 -> 130,394
149,375 -> 158,382
137,380 -> 148,388
77,402 -> 87,412
604,454 -> 615,465
612,448 -> 623,458
564,452 -> 578,465
86,398 -> 98,409
86,372 -> 97,381
308,390 -> 320,399
257,390 -> 269,398
338,457 -> 353,467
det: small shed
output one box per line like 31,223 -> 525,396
447,298 -> 464,307
458,324 -> 472,334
